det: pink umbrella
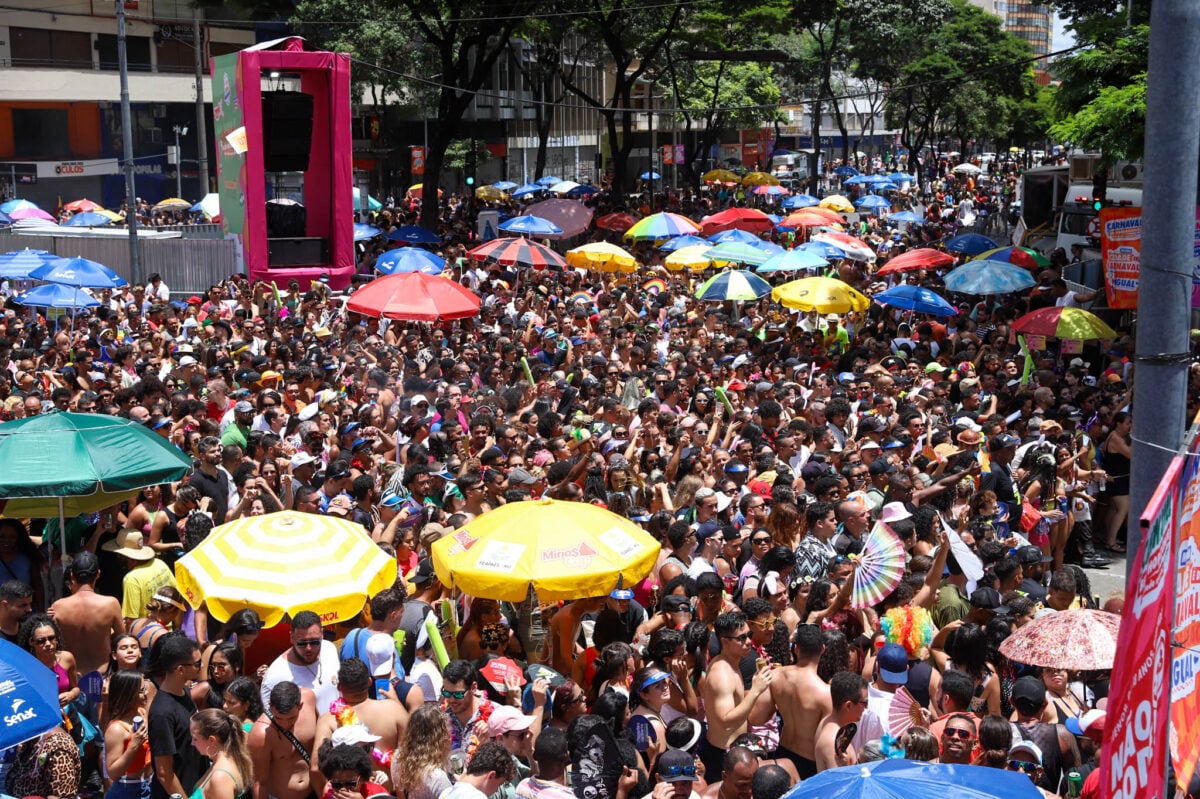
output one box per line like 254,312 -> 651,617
9,207 -> 57,222
525,198 -> 594,239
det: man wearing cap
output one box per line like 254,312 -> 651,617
103,528 -> 177,623
313,658 -> 409,789
651,748 -> 702,799
981,433 -> 1022,521
852,643 -> 911,750
688,521 -> 723,579
1011,675 -> 1080,794
487,703 -> 547,797
1017,545 -> 1052,604
1069,710 -> 1106,799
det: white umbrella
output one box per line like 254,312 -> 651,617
548,180 -> 581,194
952,163 -> 981,174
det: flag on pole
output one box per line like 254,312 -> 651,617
1018,335 -> 1035,386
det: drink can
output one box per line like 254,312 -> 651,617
1067,771 -> 1082,798
132,715 -> 144,733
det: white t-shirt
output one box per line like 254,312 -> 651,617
442,782 -> 489,799
260,640 -> 341,714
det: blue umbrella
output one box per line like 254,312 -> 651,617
766,214 -> 782,224
375,248 -> 446,275
708,229 -> 761,245
833,165 -> 859,177
943,232 -> 1000,256
757,249 -> 829,273
353,223 -> 383,242
797,240 -> 847,260
640,171 -> 661,180
386,225 -> 440,245
862,174 -> 892,184
0,199 -> 42,214
888,211 -> 922,224
782,194 -> 820,209
874,283 -> 960,316
842,175 -> 869,185
499,215 -> 563,236
0,249 -> 56,281
855,195 -> 892,210
0,210 -> 13,226
748,240 -> 785,256
493,181 -> 519,191
15,283 -> 101,310
0,639 -> 63,750
872,182 -> 900,191
511,183 -> 544,199
889,172 -> 912,183
659,235 -> 710,252
944,259 -> 1037,295
536,175 -> 563,187
63,212 -> 113,227
566,184 -> 600,198
780,758 -> 1041,799
30,256 -> 128,289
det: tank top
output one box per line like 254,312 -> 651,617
1015,720 -> 1064,794
190,767 -> 248,799
53,661 -> 70,693
118,721 -> 153,775
159,508 -> 183,568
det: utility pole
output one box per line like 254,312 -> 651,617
1128,0 -> 1200,556
193,5 -> 209,195
172,125 -> 187,198
116,0 -> 142,284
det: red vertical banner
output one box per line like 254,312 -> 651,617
661,145 -> 673,166
1170,415 -> 1200,789
1100,207 -> 1141,309
1101,455 -> 1178,799
410,146 -> 425,176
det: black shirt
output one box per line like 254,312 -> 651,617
148,686 -> 206,799
188,468 -> 230,525
980,461 -> 1019,520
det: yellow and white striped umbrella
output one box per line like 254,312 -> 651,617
175,510 -> 397,627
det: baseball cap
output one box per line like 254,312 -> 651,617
290,452 -> 318,469
326,495 -> 354,517
365,633 -> 396,676
869,459 -> 897,476
969,587 -> 1004,610
724,461 -> 749,474
656,748 -> 698,783
876,642 -> 909,685
1012,675 -> 1047,714
409,557 -> 437,586
925,362 -> 948,373
331,724 -> 381,746
610,588 -> 634,601
1066,709 -> 1107,742
233,400 -> 254,413
178,355 -> 198,367
879,502 -> 911,523
663,594 -> 692,614
508,467 -> 538,486
379,489 -> 404,509
695,520 -> 721,541
988,433 -> 1020,452
1008,740 -> 1043,765
1016,545 -> 1053,566
487,705 -> 536,737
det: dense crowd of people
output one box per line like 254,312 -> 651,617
2,157 -> 1197,799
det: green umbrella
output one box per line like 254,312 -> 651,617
0,411 -> 193,556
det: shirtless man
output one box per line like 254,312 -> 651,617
249,681 -> 319,799
813,672 -> 868,773
548,596 -> 605,674
770,624 -> 831,780
698,612 -> 773,780
313,658 -> 408,792
698,747 -> 757,799
50,552 -> 124,674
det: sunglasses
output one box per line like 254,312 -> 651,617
331,781 -> 361,791
1008,760 -> 1038,773
294,639 -> 323,649
660,765 -> 697,779
943,728 -> 975,740
751,537 -> 772,545
722,632 -> 752,643
442,688 -> 469,700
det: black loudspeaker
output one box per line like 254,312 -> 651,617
266,202 -> 306,237
267,238 -> 327,267
262,91 -> 313,173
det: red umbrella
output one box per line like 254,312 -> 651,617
874,248 -> 957,276
467,238 -> 566,269
781,209 -> 841,228
596,212 -> 640,232
346,273 -> 480,322
699,207 -> 775,236
63,199 -> 105,213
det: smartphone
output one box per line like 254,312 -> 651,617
835,722 -> 857,755
374,677 -> 391,698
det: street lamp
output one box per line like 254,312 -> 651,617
172,124 -> 189,198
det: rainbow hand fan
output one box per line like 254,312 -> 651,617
887,686 -> 925,737
642,277 -> 668,295
568,290 -> 594,308
850,521 -> 907,609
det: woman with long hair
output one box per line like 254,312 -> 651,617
972,714 -> 1014,769
589,642 -> 634,706
627,667 -> 671,768
765,502 -> 803,550
191,642 -> 244,710
104,670 -> 154,799
126,484 -> 171,539
1019,450 -> 1068,568
101,634 -> 148,730
222,677 -> 264,733
392,703 -> 452,799
128,587 -> 187,657
19,613 -> 79,707
741,546 -> 795,603
932,622 -> 1001,716
189,708 -> 253,799
1101,411 -> 1133,552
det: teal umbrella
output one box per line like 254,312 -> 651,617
704,242 -> 773,266
0,411 -> 193,557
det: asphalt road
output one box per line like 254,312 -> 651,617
1081,550 -> 1129,604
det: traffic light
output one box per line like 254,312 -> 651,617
1092,172 -> 1107,212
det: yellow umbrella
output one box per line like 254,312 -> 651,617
819,194 -> 855,213
475,185 -> 508,202
772,276 -> 871,313
665,244 -> 716,272
96,209 -> 124,221
175,510 -> 397,626
431,499 -> 661,602
565,242 -> 639,273
741,171 -> 780,186
153,197 -> 191,212
702,169 -> 740,185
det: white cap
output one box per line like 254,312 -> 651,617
331,724 -> 381,746
365,633 -> 395,677
290,452 -> 318,469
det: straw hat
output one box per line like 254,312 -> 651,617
101,529 -> 155,561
